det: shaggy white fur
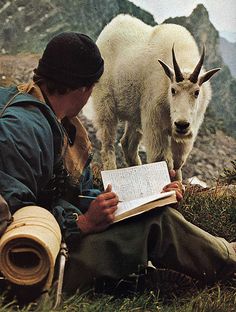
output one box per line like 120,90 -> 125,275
92,14 -> 220,180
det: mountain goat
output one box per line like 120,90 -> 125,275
92,14 -> 220,180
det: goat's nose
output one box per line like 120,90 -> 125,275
174,121 -> 190,132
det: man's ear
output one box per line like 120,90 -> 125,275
82,84 -> 95,93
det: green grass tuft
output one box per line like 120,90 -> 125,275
178,184 -> 236,241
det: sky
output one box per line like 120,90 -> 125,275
130,0 -> 236,42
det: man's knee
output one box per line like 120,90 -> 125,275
157,206 -> 184,223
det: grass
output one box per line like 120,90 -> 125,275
0,181 -> 236,311
178,183 -> 236,241
50,286 -> 236,311
3,284 -> 235,312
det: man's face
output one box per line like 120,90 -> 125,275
66,85 -> 94,118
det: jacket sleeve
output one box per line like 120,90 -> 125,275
0,104 -> 55,213
52,166 -> 101,243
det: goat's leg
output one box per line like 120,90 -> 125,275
120,122 -> 142,166
171,139 -> 193,181
93,89 -> 119,170
143,126 -> 171,165
96,117 -> 118,170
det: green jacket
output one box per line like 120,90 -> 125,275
0,85 -> 100,242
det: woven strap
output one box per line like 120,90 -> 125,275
0,91 -> 22,118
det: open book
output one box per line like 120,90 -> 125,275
101,161 -> 177,222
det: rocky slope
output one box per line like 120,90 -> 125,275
219,37 -> 236,78
0,54 -> 39,86
0,0 -> 155,54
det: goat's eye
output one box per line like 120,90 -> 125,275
171,88 -> 176,96
194,90 -> 200,98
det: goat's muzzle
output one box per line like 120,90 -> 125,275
174,120 -> 192,138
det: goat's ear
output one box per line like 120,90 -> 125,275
199,68 -> 221,85
158,59 -> 174,81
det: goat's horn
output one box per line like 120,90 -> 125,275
172,45 -> 184,82
189,46 -> 205,83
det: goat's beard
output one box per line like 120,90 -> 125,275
172,129 -> 193,142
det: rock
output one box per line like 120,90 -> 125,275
187,176 -> 208,188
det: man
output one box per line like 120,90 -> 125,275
0,32 -> 235,298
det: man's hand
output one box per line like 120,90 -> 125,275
162,181 -> 185,202
77,184 -> 119,234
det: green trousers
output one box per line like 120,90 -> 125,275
63,207 -> 236,294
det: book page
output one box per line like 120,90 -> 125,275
101,161 -> 170,201
115,190 -> 175,217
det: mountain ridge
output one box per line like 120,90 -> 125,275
219,37 -> 236,78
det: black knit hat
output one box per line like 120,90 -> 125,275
34,32 -> 104,87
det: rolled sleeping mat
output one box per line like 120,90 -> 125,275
0,206 -> 61,290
